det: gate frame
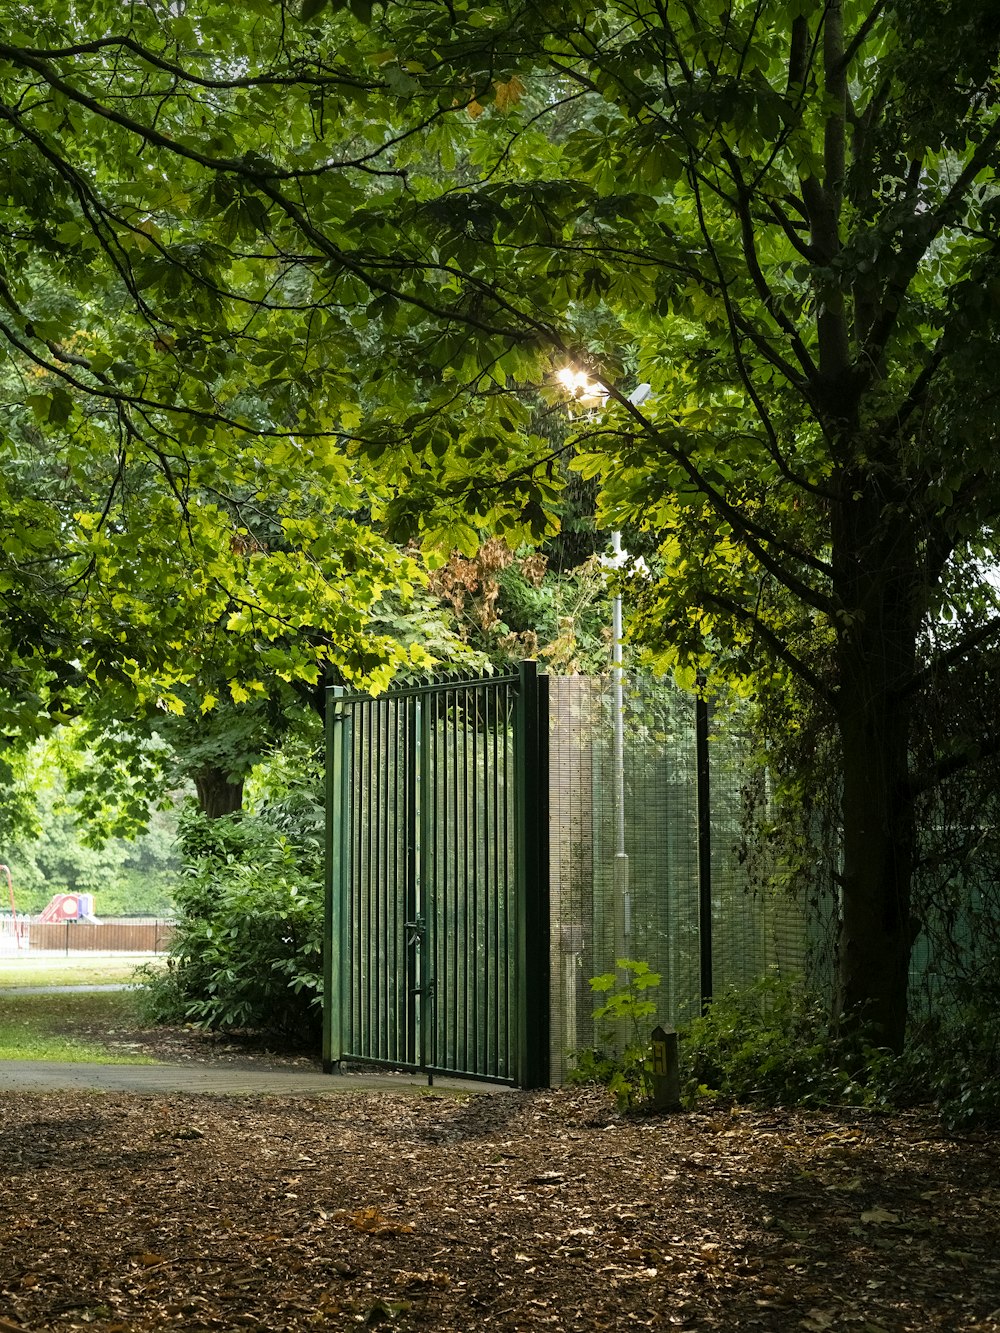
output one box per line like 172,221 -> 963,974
322,661 -> 550,1087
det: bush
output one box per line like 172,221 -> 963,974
886,1000 -> 1000,1129
568,959 -> 662,1110
571,968 -> 1000,1127
680,975 -> 886,1109
137,786 -> 323,1047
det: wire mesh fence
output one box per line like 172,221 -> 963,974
548,674 -> 810,1083
326,666 -> 819,1087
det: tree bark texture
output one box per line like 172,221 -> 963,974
832,493 -> 920,1051
194,765 -> 245,820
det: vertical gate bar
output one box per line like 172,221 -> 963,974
368,700 -> 378,1058
430,690 -> 440,1074
442,687 -> 450,1071
388,696 -> 399,1062
376,698 -> 384,1061
358,702 -> 368,1058
485,682 -> 498,1077
499,681 -> 509,1076
361,701 -> 370,1057
349,705 -> 361,1055
351,702 -> 360,1059
450,685 -> 458,1070
323,685 -> 346,1072
450,687 -> 458,1071
515,661 -> 551,1088
379,697 -> 390,1060
418,692 -> 433,1081
508,679 -> 517,1077
498,682 -> 504,1077
391,697 -> 402,1063
450,686 -> 460,1069
373,698 -> 381,1061
471,684 -> 481,1074
405,695 -> 418,1066
365,701 -> 375,1058
360,706 -> 368,1055
458,687 -> 466,1071
466,684 -> 475,1072
379,699 -> 386,1061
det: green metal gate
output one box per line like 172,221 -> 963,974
322,663 -> 549,1086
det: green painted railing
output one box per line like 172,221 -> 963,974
324,663 -> 549,1086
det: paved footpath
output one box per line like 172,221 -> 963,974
0,1061 -> 499,1097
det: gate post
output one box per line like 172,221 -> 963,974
515,660 -> 551,1088
323,686 -> 347,1073
696,688 -> 713,1014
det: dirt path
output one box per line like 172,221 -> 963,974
0,1088 -> 996,1333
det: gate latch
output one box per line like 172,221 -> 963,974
404,917 -> 425,947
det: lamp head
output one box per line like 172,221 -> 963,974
556,366 -> 605,401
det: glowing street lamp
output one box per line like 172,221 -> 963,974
555,366 -> 607,403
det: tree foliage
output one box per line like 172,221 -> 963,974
3,0 -> 1000,1048
0,731 -> 179,913
0,0 -> 445,740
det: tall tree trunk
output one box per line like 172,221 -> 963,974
832,500 -> 920,1052
835,662 -> 916,1051
194,765 -> 244,819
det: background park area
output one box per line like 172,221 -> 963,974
3,0 -> 1000,1328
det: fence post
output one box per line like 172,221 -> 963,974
323,686 -> 347,1074
696,688 -> 713,1013
651,1024 -> 681,1110
515,660 -> 550,1088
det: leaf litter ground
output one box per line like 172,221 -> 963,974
0,1086 -> 998,1333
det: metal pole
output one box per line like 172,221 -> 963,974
611,531 -> 631,945
417,694 -> 434,1086
515,660 -> 550,1088
323,685 -> 346,1073
696,687 -> 713,1012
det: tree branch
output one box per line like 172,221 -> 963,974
837,0 -> 889,73
703,587 -> 836,703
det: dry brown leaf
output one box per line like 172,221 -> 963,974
339,1206 -> 414,1237
494,75 -> 525,111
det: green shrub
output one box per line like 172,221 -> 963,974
887,1000 -> 1000,1129
568,959 -> 662,1110
137,787 -> 323,1047
573,969 -> 1000,1127
680,975 -> 886,1109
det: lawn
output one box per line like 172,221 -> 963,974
0,987 -> 156,1063
0,952 -> 163,988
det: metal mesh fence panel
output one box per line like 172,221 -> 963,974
548,673 -> 810,1083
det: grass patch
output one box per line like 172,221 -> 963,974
0,957 -> 164,988
0,989 -> 158,1064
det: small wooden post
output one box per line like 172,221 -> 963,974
650,1024 -> 681,1111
